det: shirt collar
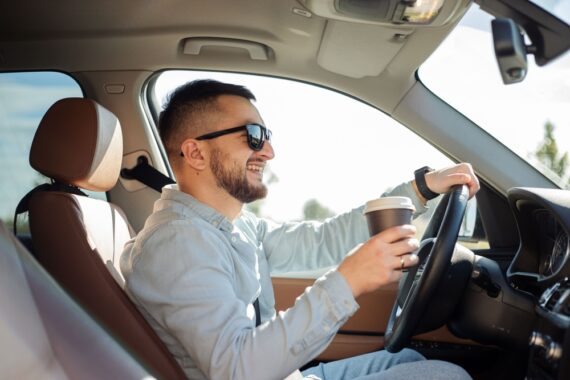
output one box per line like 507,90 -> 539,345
159,184 -> 234,232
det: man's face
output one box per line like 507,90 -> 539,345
206,95 -> 275,203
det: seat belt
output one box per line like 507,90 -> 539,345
254,298 -> 261,327
13,181 -> 87,235
120,156 -> 174,192
122,155 -> 263,327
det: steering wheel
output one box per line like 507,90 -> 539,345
384,184 -> 469,352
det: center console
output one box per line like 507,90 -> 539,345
527,279 -> 570,379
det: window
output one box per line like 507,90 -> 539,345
0,72 -> 84,232
420,4 -> 570,188
150,71 -> 487,255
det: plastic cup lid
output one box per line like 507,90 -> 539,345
363,196 -> 415,214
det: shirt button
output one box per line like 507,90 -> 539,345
231,237 -> 237,243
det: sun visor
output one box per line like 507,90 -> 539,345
317,21 -> 413,78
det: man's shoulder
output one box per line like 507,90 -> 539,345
127,213 -> 224,261
141,214 -> 221,249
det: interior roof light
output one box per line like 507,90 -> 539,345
398,0 -> 445,24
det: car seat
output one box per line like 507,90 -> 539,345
19,98 -> 185,379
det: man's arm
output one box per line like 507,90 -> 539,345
125,221 -> 359,380
254,181 -> 425,273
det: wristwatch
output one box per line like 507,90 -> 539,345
414,166 -> 439,201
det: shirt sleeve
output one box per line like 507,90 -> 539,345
125,221 -> 359,380
383,180 -> 428,217
258,206 -> 369,274
256,181 -> 427,274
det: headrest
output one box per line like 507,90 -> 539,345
30,98 -> 123,192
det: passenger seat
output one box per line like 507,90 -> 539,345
0,221 -> 153,379
23,98 -> 185,379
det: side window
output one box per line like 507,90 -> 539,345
0,72 -> 86,233
151,71 -> 487,250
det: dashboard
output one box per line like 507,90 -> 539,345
507,187 -> 570,285
505,188 -> 570,380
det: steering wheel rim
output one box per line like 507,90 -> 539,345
384,184 -> 469,352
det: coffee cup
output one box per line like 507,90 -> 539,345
363,197 -> 415,236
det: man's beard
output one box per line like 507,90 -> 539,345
210,148 -> 268,203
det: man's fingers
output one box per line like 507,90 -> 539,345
392,253 -> 419,270
388,238 -> 420,256
446,173 -> 480,198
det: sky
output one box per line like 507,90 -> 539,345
420,4 -> 570,186
1,3 -> 569,225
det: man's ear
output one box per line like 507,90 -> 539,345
180,139 -> 207,171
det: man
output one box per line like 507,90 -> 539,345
121,79 -> 479,380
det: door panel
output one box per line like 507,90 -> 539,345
272,277 -> 475,361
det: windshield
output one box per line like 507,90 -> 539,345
531,0 -> 570,24
420,3 -> 570,188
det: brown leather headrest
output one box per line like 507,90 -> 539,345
30,98 -> 123,192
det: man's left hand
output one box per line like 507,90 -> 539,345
422,163 -> 480,200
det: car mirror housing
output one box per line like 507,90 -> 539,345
491,18 -> 533,85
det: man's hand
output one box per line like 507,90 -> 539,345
418,163 -> 480,201
338,225 -> 419,298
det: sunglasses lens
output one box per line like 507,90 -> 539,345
247,124 -> 264,151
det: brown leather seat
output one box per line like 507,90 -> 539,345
0,221 -> 152,379
26,98 -> 186,379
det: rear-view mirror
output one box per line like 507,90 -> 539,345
491,18 -> 529,85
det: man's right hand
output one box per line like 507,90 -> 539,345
337,225 -> 419,298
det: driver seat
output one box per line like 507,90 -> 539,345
24,98 -> 185,379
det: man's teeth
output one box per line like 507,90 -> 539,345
247,165 -> 264,172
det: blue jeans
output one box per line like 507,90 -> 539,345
302,349 -> 471,380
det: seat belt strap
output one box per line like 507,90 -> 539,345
254,298 -> 261,327
120,156 -> 175,193
13,181 -> 87,235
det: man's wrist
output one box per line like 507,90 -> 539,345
414,166 -> 438,202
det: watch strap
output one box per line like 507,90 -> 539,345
414,166 -> 439,201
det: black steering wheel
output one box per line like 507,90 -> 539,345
384,184 -> 469,352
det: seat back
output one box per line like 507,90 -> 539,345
26,98 -> 185,379
0,221 -> 153,379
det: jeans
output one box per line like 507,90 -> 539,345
301,349 -> 471,380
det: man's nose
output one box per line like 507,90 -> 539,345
259,140 -> 275,160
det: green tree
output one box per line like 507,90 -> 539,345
535,121 -> 568,179
302,199 -> 335,221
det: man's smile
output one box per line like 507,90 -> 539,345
246,162 -> 265,176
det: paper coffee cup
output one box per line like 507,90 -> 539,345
363,196 -> 415,236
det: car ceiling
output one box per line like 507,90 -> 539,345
0,0 -> 472,113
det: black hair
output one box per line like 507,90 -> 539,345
158,79 -> 256,162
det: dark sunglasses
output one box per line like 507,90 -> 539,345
180,124 -> 272,156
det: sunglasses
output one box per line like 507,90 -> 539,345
181,124 -> 272,156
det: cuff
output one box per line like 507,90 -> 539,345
383,181 -> 428,217
318,269 -> 359,321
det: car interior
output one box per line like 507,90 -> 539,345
1,0 -> 569,379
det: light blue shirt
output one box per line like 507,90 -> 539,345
120,182 -> 425,380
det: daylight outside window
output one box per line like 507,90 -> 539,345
150,71 -> 486,259
420,3 -> 570,189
